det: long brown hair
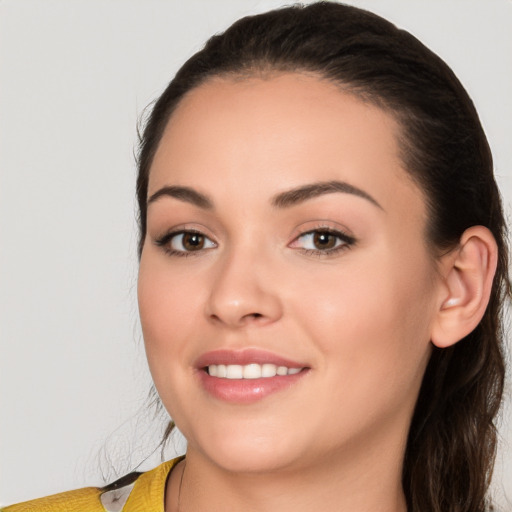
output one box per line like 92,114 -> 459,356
135,3 -> 510,510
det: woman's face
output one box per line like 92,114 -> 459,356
138,73 -> 443,473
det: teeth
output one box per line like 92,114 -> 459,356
243,363 -> 261,379
261,363 -> 277,378
207,363 -> 303,379
226,365 -> 243,379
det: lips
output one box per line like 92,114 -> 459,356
195,349 -> 310,404
195,348 -> 306,368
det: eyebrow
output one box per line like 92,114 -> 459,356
272,180 -> 383,210
147,180 -> 382,211
147,185 -> 213,209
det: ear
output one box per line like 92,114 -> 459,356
431,226 -> 498,348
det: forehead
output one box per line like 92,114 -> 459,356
149,73 -> 426,226
163,72 -> 400,155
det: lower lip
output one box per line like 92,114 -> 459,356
197,369 -> 309,404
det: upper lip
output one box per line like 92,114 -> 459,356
194,348 -> 308,369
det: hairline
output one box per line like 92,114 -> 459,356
142,65 -> 443,258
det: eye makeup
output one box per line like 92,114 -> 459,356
154,224 -> 357,259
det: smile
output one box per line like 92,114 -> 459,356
207,363 -> 303,379
195,349 -> 310,404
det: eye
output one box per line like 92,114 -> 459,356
291,229 -> 355,254
155,230 -> 216,256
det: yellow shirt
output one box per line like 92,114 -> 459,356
1,456 -> 183,512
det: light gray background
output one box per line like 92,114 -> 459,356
1,0 -> 511,507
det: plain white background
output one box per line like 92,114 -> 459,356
1,0 -> 511,507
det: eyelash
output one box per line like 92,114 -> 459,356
154,229 -> 216,258
154,227 -> 356,258
293,228 -> 356,257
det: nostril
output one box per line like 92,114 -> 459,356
245,312 -> 263,320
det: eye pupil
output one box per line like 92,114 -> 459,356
183,233 -> 204,250
313,231 -> 336,250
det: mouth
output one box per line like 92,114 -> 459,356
206,363 -> 303,379
195,349 -> 310,404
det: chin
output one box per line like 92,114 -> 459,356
208,446 -> 299,474
187,423 -> 307,474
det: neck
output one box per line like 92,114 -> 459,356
166,431 -> 409,512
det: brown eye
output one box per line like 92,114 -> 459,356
182,232 -> 205,251
164,231 -> 216,254
313,231 -> 337,250
291,228 -> 356,254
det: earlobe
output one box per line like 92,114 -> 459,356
431,226 -> 498,348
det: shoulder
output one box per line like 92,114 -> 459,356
1,486 -> 104,512
1,457 -> 184,512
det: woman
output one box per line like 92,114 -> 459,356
3,2 -> 509,511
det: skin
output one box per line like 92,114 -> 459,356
138,73 -> 449,512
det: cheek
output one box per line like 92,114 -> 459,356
137,255 -> 202,378
137,257 -> 212,430
289,249 -> 435,386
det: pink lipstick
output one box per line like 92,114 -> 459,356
195,349 -> 310,404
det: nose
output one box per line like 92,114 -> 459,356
205,249 -> 283,328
